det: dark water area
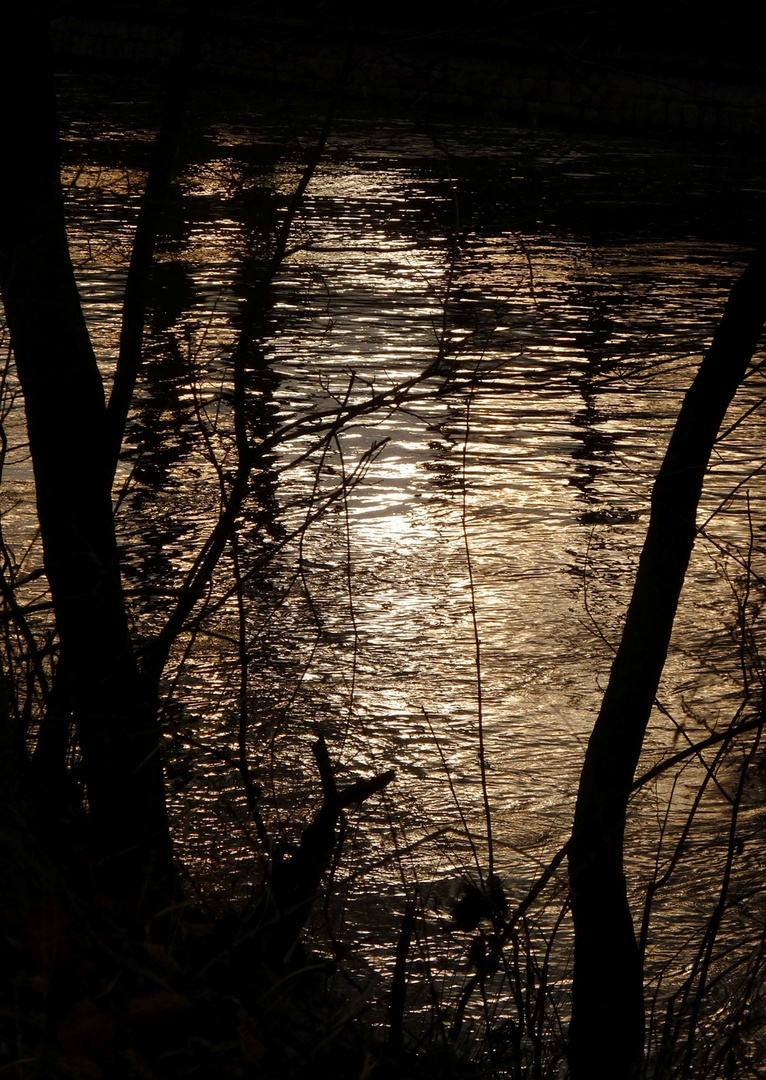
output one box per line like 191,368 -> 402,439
4,73 -> 766,1064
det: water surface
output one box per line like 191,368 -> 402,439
3,99 -> 766,1049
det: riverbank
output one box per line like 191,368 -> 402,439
50,11 -> 766,139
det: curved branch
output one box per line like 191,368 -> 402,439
567,248 -> 766,1080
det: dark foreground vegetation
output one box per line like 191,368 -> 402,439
2,6 -> 766,1079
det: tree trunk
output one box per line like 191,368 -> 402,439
568,249 -> 766,1079
0,10 -> 174,901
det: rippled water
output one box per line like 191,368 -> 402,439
4,93 -> 766,1050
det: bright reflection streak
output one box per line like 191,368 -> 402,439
3,113 -> 765,1003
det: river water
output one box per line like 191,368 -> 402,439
3,83 -> 766,1064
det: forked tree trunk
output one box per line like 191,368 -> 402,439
0,10 -> 175,901
568,249 -> 766,1078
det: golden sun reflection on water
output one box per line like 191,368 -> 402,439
5,115 -> 766,1011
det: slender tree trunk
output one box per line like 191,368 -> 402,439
106,13 -> 201,474
0,9 -> 174,900
568,250 -> 766,1078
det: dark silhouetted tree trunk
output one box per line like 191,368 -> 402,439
0,9 -> 174,901
568,249 -> 766,1079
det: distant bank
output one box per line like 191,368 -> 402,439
50,14 -> 766,139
